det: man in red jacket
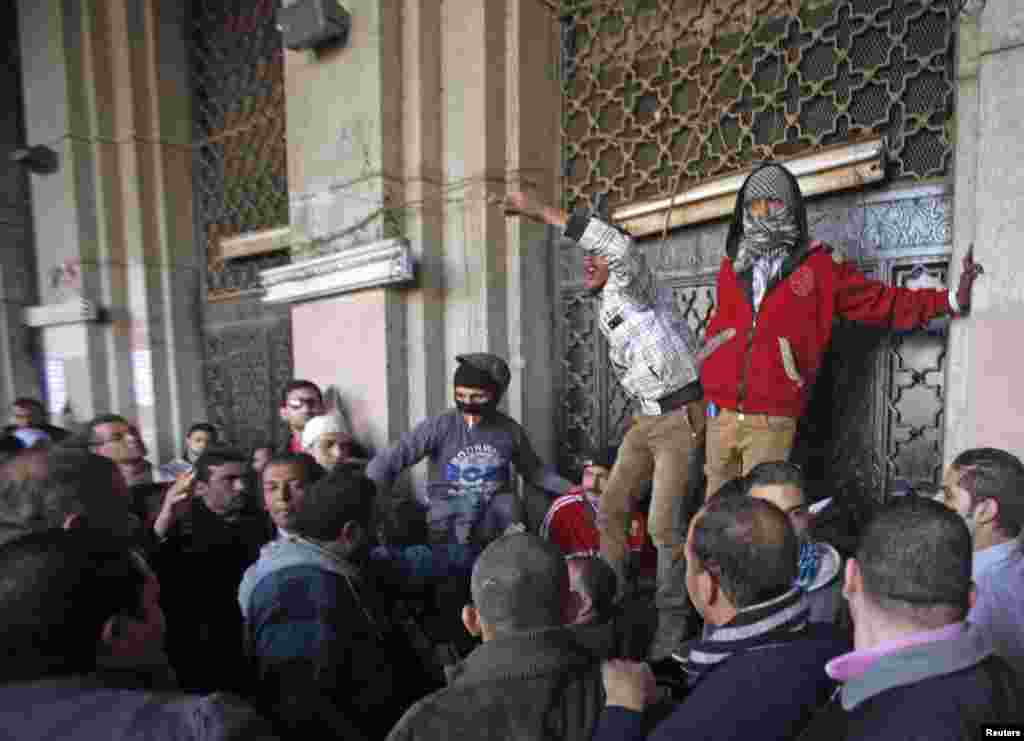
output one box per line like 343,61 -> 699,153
700,163 -> 982,497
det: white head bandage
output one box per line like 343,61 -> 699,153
301,413 -> 351,451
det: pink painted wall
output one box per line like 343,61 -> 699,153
953,311 -> 1024,460
291,288 -> 390,452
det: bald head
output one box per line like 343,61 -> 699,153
471,534 -> 569,635
690,493 -> 798,609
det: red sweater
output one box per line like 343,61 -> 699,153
541,487 -> 657,578
700,244 -> 950,419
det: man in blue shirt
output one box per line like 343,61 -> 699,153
940,447 -> 1024,675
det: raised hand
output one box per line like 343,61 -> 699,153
494,191 -> 568,228
956,244 -> 983,314
500,190 -> 538,218
154,470 -> 196,539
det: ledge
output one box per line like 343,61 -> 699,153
613,136 -> 887,237
219,226 -> 293,262
260,238 -> 414,304
24,298 -> 100,328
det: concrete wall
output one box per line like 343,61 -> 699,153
292,289 -> 393,452
945,0 -> 1024,463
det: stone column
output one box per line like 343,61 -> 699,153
264,2 -> 565,517
270,0 -> 564,507
945,0 -> 1024,461
503,0 -> 563,475
265,0 -> 410,455
17,0 -> 205,457
0,1 -> 41,414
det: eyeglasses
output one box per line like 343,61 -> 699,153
286,398 -> 321,410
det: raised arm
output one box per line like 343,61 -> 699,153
365,417 -> 440,495
503,191 -> 656,307
501,190 -> 569,229
835,244 -> 983,327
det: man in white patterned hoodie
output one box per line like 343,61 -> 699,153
504,191 -> 708,659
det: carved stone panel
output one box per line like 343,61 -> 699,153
203,316 -> 293,453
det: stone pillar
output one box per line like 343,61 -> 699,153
503,0 -> 563,476
272,0 -> 564,491
267,0 -> 410,455
0,1 -> 41,414
17,0 -> 205,457
945,0 -> 1024,461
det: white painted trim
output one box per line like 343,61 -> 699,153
260,238 -> 414,304
24,298 -> 100,328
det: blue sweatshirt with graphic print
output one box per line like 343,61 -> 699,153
366,409 -> 571,499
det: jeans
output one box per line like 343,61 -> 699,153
426,489 -> 523,545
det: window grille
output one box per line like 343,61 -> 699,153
190,0 -> 289,299
561,0 -> 956,210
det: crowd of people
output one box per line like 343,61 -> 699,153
0,163 -> 1017,740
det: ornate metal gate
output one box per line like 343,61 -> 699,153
557,0 -> 958,498
190,0 -> 293,451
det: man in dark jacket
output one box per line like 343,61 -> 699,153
0,530 -> 277,741
593,492 -> 848,741
700,163 -> 983,497
150,448 -> 272,694
387,533 -> 606,741
798,497 -> 1020,740
240,467 -> 426,740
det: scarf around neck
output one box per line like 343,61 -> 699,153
674,587 -> 809,687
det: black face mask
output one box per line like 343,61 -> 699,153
455,399 -> 498,417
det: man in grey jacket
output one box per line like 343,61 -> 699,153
386,533 -> 605,741
504,192 -> 706,659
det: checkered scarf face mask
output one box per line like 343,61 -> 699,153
733,167 -> 801,275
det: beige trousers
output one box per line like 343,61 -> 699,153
704,407 -> 798,498
598,402 -> 704,613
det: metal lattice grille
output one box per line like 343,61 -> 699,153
190,0 -> 289,298
884,261 -> 948,488
561,0 -> 955,210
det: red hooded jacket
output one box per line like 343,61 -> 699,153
700,242 -> 950,419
